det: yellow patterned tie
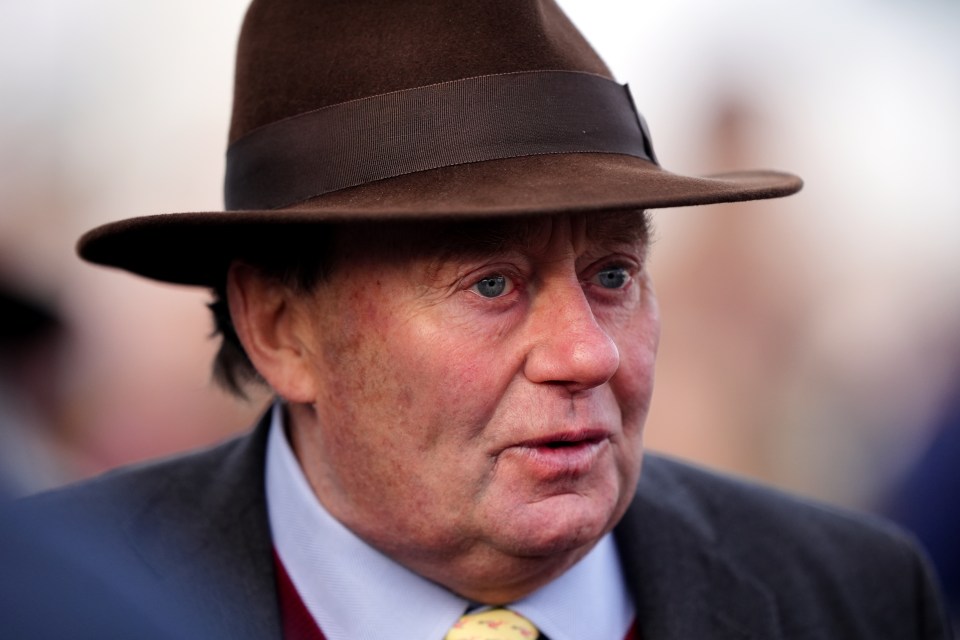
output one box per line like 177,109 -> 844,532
444,608 -> 540,640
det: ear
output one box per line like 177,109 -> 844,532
226,262 -> 318,403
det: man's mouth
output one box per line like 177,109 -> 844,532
522,428 -> 609,449
507,430 -> 611,478
544,440 -> 581,449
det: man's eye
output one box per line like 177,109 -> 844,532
471,275 -> 511,298
594,267 -> 630,290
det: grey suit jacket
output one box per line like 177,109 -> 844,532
22,413 -> 952,639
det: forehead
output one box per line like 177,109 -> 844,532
330,210 -> 651,265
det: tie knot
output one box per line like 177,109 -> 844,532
445,608 -> 540,640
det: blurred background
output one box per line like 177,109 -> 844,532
1,0 -> 958,610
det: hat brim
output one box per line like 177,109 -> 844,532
78,153 -> 801,287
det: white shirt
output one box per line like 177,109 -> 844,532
265,403 -> 635,640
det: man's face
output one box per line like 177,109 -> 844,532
285,212 -> 660,601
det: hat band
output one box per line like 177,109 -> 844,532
224,70 -> 657,211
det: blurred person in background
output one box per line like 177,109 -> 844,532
0,285 -> 199,638
0,281 -> 72,494
886,366 -> 960,635
0,502 -> 203,639
21,0 -> 953,639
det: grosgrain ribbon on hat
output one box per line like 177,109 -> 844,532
225,70 -> 657,211
445,608 -> 540,640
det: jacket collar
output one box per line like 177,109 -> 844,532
125,411 -> 280,639
615,455 -> 783,640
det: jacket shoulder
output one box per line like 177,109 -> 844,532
638,453 -> 905,546
9,416 -> 281,640
625,454 -> 952,638
21,431 -> 254,524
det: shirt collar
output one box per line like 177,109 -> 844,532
266,403 -> 634,640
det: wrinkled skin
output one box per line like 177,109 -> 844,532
232,211 -> 660,603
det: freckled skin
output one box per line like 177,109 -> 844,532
282,212 -> 660,603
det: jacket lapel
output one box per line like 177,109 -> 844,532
125,412 -> 281,639
615,455 -> 783,640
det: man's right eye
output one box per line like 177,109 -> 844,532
471,274 -> 511,298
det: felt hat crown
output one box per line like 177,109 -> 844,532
78,0 -> 802,287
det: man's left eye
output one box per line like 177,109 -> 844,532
594,267 -> 630,289
471,274 -> 513,298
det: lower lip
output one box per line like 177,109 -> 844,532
510,439 -> 609,478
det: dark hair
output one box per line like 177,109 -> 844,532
207,226 -> 336,398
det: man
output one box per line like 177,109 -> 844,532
33,0 -> 950,638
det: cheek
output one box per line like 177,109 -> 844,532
399,306 -> 520,405
606,313 -> 659,499
305,290 -> 411,455
318,297 -> 514,460
610,295 -> 661,430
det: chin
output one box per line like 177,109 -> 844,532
499,495 -> 619,559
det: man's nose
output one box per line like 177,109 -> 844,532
522,277 -> 620,393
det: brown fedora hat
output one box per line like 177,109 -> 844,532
78,0 -> 801,287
